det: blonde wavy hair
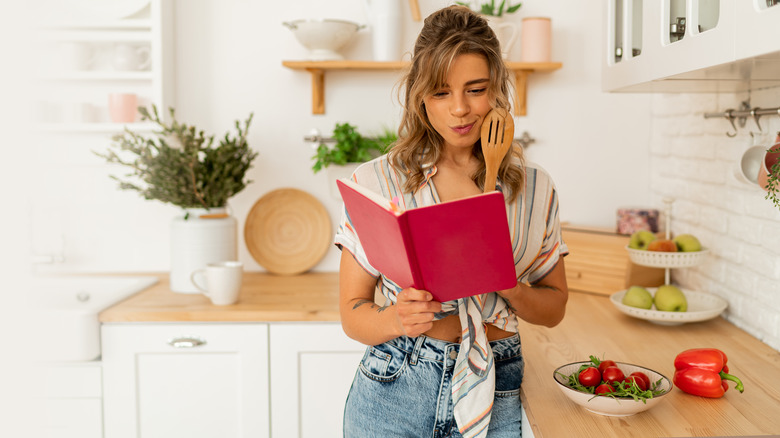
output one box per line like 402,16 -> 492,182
388,5 -> 525,199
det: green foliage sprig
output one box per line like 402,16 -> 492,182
764,148 -> 780,211
311,122 -> 396,173
457,0 -> 522,17
95,105 -> 258,210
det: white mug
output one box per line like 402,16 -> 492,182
57,42 -> 95,71
112,44 -> 152,71
190,261 -> 243,305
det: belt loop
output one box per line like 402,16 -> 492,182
409,335 -> 425,366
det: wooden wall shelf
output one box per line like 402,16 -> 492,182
282,60 -> 562,116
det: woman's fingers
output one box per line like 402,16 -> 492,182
394,288 -> 442,337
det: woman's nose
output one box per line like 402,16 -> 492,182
450,94 -> 469,117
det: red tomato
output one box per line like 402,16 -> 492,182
628,371 -> 651,389
601,366 -> 625,384
598,360 -> 617,374
624,375 -> 648,391
595,383 -> 615,395
578,367 -> 601,387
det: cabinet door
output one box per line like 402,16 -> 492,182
735,0 -> 780,59
269,323 -> 365,438
102,323 -> 269,438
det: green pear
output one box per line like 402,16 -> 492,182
673,234 -> 702,252
628,230 -> 657,250
622,286 -> 653,309
654,285 -> 687,312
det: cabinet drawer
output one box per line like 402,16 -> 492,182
562,226 -> 663,295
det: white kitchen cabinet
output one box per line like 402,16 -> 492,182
735,0 -> 780,59
37,362 -> 104,438
602,0 -> 780,92
269,323 -> 366,438
101,323 -> 270,438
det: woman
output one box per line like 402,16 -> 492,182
335,6 -> 568,438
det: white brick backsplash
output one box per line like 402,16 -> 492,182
761,222 -> 780,252
698,205 -> 730,233
754,277 -> 780,313
650,87 -> 780,353
741,245 -> 780,280
652,93 -> 719,117
744,193 -> 780,220
696,259 -> 728,284
727,216 -> 766,245
723,264 -> 758,292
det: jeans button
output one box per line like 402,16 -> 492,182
449,350 -> 457,360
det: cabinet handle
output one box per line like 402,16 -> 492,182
167,336 -> 207,348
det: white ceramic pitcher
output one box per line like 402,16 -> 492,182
485,16 -> 519,60
364,0 -> 403,61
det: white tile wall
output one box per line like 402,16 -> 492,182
649,88 -> 780,351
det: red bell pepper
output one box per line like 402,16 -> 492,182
673,348 -> 744,398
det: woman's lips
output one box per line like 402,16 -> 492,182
451,122 -> 475,135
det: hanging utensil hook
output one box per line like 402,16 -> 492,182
751,107 -> 763,133
725,109 -> 738,137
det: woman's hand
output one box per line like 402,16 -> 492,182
394,288 -> 443,338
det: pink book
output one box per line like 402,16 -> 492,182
337,178 -> 517,302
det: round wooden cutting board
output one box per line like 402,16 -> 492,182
244,188 -> 332,275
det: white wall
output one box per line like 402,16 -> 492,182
649,89 -> 780,351
31,0 -> 653,275
26,0 -> 780,352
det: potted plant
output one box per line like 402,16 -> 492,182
97,105 -> 257,213
95,105 -> 258,293
311,122 -> 396,199
311,122 -> 395,173
456,0 -> 522,17
760,136 -> 780,212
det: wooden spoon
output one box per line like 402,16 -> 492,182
480,108 -> 514,193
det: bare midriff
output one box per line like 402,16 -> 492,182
423,314 -> 515,343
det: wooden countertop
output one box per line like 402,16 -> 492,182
518,292 -> 780,437
101,273 -> 780,436
99,272 -> 341,322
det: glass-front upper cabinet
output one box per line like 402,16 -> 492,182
609,0 -> 643,65
667,0 -> 686,43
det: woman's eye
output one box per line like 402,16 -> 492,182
469,87 -> 487,95
432,91 -> 449,98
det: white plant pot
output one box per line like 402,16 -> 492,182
170,208 -> 237,293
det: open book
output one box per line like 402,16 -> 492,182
337,178 -> 517,302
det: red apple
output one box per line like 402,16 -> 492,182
647,239 -> 678,252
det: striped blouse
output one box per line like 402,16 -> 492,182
335,154 -> 568,437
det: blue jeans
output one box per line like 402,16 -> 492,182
343,334 -> 524,438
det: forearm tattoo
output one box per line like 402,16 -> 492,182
352,299 -> 389,313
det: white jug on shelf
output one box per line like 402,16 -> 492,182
364,0 -> 403,61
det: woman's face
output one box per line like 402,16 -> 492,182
423,53 -> 492,153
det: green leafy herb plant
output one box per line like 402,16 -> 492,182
456,0 -> 522,17
764,147 -> 780,212
95,105 -> 258,212
311,122 -> 396,173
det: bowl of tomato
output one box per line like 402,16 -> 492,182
553,357 -> 672,416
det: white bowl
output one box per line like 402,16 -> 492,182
283,19 -> 364,61
610,288 -> 728,325
626,246 -> 709,268
553,361 -> 673,417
